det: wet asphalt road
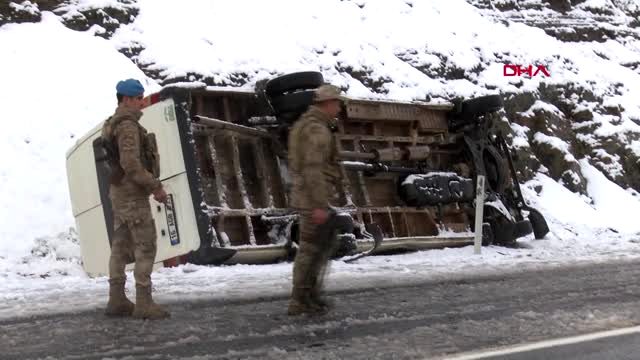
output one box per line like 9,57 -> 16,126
2,260 -> 640,360
482,331 -> 640,360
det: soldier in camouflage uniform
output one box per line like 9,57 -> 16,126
287,84 -> 346,316
102,79 -> 170,320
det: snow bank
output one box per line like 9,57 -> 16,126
111,0 -> 640,119
0,13 -> 158,259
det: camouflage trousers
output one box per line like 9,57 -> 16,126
291,210 -> 338,297
108,199 -> 157,288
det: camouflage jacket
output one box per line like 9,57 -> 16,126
101,104 -> 161,207
287,106 -> 342,210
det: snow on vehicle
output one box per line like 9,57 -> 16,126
65,72 -> 548,276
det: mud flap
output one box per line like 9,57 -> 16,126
526,207 -> 550,239
342,223 -> 384,263
187,246 -> 237,265
484,203 -> 533,245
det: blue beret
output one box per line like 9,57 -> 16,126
116,78 -> 144,97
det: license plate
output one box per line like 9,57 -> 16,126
164,194 -> 180,246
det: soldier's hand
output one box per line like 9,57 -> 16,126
311,208 -> 329,225
153,187 -> 168,204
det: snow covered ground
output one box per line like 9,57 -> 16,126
1,0 -> 640,320
3,228 -> 640,320
3,168 -> 640,320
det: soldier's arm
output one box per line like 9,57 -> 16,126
115,120 -> 162,193
301,123 -> 331,209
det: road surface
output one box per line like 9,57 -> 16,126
2,259 -> 640,359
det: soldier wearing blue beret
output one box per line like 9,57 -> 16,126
101,78 -> 170,320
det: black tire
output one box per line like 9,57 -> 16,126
334,234 -> 358,257
493,220 -> 516,245
269,90 -> 315,115
528,207 -> 549,239
461,95 -> 503,116
484,206 -> 516,245
481,223 -> 493,246
513,219 -> 533,239
265,71 -> 324,97
276,110 -> 305,124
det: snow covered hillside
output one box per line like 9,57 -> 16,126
1,0 -> 640,315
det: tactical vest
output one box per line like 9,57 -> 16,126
99,116 -> 160,185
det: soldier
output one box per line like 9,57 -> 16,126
102,78 -> 170,320
287,84 -> 347,316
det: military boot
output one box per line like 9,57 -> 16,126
132,285 -> 170,320
105,278 -> 135,317
288,288 -> 326,316
309,274 -> 332,312
287,287 -> 309,316
309,288 -> 332,312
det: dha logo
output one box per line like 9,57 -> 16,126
503,64 -> 550,77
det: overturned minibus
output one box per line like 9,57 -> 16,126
66,72 -> 548,276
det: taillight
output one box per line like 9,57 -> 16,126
142,92 -> 162,109
163,255 -> 187,268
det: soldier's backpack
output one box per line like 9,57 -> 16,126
93,116 -> 160,185
93,116 -> 125,185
